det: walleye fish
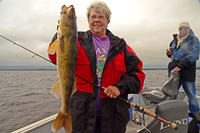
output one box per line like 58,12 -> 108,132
48,5 -> 77,132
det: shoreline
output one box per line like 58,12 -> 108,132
1,68 -> 200,71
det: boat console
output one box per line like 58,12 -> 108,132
138,100 -> 188,133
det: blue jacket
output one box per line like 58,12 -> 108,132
167,29 -> 200,81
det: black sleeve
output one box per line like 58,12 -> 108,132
114,47 -> 145,94
50,32 -> 57,44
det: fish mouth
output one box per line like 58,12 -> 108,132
66,5 -> 75,15
60,5 -> 76,29
67,5 -> 74,10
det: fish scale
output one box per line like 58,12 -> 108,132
48,5 -> 78,133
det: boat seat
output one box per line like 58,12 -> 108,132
141,71 -> 180,104
138,100 -> 188,133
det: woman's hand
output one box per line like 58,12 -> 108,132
103,86 -> 120,99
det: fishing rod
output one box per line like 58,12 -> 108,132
75,75 -> 178,130
0,35 -> 178,130
0,35 -> 55,65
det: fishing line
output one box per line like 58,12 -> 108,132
0,35 -> 102,88
0,34 -> 178,130
0,35 -> 55,65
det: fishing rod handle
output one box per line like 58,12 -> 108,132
157,116 -> 178,130
169,123 -> 178,130
129,102 -> 156,118
129,102 -> 178,130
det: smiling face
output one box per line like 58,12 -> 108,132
88,9 -> 109,37
178,26 -> 190,38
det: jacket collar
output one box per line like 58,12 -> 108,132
78,29 -> 122,46
173,28 -> 194,41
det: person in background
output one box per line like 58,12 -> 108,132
166,21 -> 200,121
48,1 -> 145,133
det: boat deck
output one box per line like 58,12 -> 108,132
11,113 -> 146,133
11,94 -> 153,133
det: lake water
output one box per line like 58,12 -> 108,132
1,70 -> 200,133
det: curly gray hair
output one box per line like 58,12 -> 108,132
86,1 -> 111,23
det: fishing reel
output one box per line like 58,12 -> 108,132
132,112 -> 145,126
131,109 -> 151,133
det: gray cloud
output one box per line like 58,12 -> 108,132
0,0 -> 200,69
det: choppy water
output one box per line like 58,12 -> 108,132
1,70 -> 200,133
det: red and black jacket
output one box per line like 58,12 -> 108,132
48,29 -> 145,133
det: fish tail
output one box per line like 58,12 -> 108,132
51,111 -> 72,133
64,113 -> 72,133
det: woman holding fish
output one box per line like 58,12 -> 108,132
48,1 -> 145,133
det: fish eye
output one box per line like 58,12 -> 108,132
61,10 -> 67,14
69,15 -> 73,19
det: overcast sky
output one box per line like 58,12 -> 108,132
0,0 -> 200,69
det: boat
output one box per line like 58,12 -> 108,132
11,96 -> 189,133
10,94 -> 143,133
11,71 -> 199,133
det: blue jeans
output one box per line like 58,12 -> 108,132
174,80 -> 199,113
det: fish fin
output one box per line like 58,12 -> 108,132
51,111 -> 72,133
64,113 -> 72,133
57,26 -> 65,52
48,40 -> 58,55
70,78 -> 77,97
58,34 -> 65,52
50,81 -> 61,98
